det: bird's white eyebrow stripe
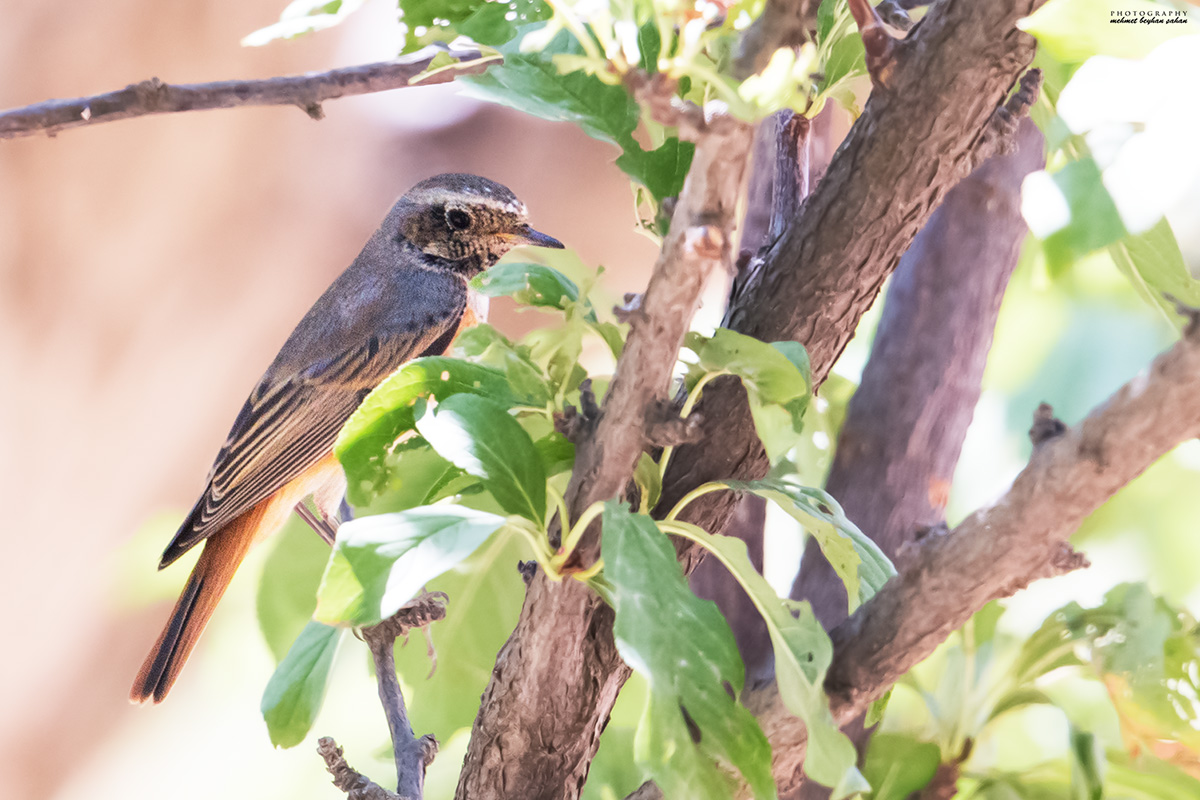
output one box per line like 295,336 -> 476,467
415,187 -> 524,215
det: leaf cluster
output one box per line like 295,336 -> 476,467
255,257 -> 893,798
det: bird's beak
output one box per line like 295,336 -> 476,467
510,225 -> 565,249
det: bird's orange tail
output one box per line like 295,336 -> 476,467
130,502 -> 265,704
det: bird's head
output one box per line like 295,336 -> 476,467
391,173 -> 563,275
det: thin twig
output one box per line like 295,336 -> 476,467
294,501 -> 338,545
0,49 -> 491,140
318,737 -> 401,800
353,592 -> 447,800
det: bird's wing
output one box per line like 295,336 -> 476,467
160,281 -> 466,567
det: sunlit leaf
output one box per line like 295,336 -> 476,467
336,358 -> 521,506
688,329 -> 812,463
473,262 -> 585,313
314,506 -> 506,626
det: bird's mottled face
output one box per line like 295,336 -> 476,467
395,173 -> 563,274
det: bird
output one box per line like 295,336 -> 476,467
131,173 -> 563,704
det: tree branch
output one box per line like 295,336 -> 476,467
319,737 -> 401,800
657,0 -> 1046,565
0,50 -> 489,140
352,592 -> 446,800
789,117 -> 1043,800
751,315 -> 1200,794
792,117 -> 1045,628
456,86 -> 756,799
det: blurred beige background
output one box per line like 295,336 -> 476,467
0,1 -> 659,797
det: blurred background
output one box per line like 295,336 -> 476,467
2,1 -> 1198,799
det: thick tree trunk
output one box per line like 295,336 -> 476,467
790,118 -> 1045,799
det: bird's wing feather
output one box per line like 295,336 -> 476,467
160,274 -> 467,566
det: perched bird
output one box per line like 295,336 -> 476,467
131,173 -> 563,703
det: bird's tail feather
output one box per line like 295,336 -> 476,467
129,502 -> 264,704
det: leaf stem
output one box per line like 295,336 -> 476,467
547,482 -> 570,536
506,519 -> 559,578
663,480 -> 731,521
558,500 -> 606,563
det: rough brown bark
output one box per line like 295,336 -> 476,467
789,117 -> 1044,800
750,313 -> 1200,794
792,118 -> 1046,628
455,118 -> 756,799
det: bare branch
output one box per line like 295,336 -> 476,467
358,592 -> 447,800
0,50 -> 490,140
751,319 -> 1200,794
457,109 -> 756,799
793,118 -> 1045,628
559,112 -> 756,570
318,737 -> 401,800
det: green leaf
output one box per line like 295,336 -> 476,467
472,262 -> 586,313
1014,583 -> 1200,750
314,506 -> 506,626
632,452 -> 662,514
865,686 -> 892,728
601,502 -> 776,800
358,440 -> 467,517
459,31 -> 693,203
335,357 -> 521,507
457,0 -> 552,47
1109,218 -> 1200,327
261,621 -> 344,748
723,478 -> 895,611
615,137 -> 696,202
396,0 -> 550,53
416,393 -> 547,524
1069,727 -> 1105,800
688,329 -> 812,463
454,323 -> 553,407
257,515 -> 334,662
534,430 -> 576,476
862,734 -> 941,800
665,521 -> 868,797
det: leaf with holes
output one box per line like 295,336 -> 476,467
336,358 -> 523,507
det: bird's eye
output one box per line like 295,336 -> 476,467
446,208 -> 472,231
